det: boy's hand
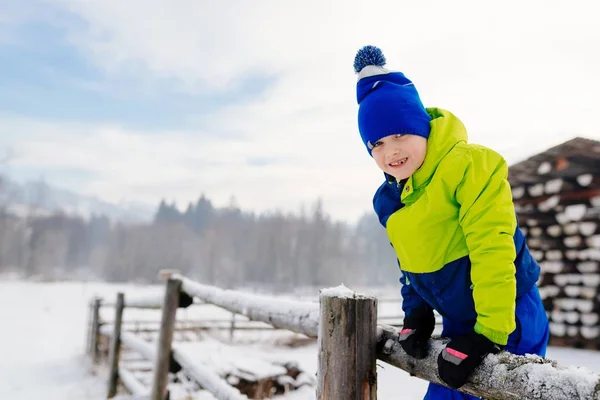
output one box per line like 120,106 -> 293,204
397,308 -> 435,359
437,331 -> 503,389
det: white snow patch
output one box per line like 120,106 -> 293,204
319,284 -> 356,298
1,280 -> 599,400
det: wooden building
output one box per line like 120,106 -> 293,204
508,137 -> 600,349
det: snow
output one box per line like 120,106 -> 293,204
512,186 -> 525,199
579,222 -> 598,236
537,162 -> 552,175
577,174 -> 594,187
587,235 -> 600,248
1,279 -> 599,400
547,225 -> 562,237
528,183 -> 545,197
540,261 -> 563,273
544,180 -> 563,195
172,348 -> 248,400
177,275 -> 320,337
565,204 -> 588,221
578,261 -> 598,273
319,284 -> 357,298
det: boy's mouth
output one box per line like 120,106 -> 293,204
389,157 -> 408,167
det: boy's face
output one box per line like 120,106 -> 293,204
371,134 -> 427,180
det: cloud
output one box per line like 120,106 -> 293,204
0,115 -> 381,219
1,0 -> 599,221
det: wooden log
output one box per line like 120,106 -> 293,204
107,292 -> 125,399
558,204 -> 600,223
377,325 -> 600,400
547,225 -> 562,237
554,274 -> 582,286
537,161 -> 552,175
555,298 -> 597,313
539,285 -> 560,300
581,326 -> 600,340
91,297 -> 102,364
317,287 -> 377,400
577,174 -> 600,188
102,291 -> 193,310
580,287 -> 597,299
178,276 -> 319,337
550,310 -> 580,324
530,249 -> 544,262
150,278 -> 182,400
577,261 -> 599,273
118,367 -> 149,397
579,222 -> 598,236
545,250 -> 563,261
581,274 -> 600,287
580,248 -> 600,261
550,322 -> 567,337
527,183 -> 545,197
563,223 -> 580,236
564,235 -> 585,248
587,235 -> 600,249
86,300 -> 93,356
582,313 -> 600,326
171,349 -> 248,400
100,327 -> 158,362
540,261 -> 564,274
529,227 -> 544,238
567,325 -> 579,337
512,185 -> 526,199
515,190 -> 600,210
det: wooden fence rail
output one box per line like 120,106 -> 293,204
89,273 -> 600,400
176,274 -> 319,338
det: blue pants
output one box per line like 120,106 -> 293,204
424,286 -> 550,400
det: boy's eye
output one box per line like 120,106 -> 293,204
373,141 -> 383,148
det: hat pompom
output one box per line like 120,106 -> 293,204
353,45 -> 386,74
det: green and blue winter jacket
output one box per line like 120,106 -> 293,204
373,108 -> 540,345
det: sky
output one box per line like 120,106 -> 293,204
1,0 -> 599,222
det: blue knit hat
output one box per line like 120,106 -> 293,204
354,46 -> 431,155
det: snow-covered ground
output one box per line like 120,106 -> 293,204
1,279 -> 599,400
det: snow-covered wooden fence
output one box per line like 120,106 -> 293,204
88,272 -> 600,400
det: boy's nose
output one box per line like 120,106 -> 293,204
388,146 -> 400,158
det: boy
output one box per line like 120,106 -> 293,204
353,46 -> 549,399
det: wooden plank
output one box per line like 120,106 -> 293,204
107,292 -> 125,398
317,288 -> 377,399
91,297 -> 102,364
150,278 -> 181,400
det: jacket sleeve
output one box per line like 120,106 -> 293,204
455,147 -> 517,345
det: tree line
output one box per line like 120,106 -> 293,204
0,189 -> 400,291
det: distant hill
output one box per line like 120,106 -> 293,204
0,175 -> 154,222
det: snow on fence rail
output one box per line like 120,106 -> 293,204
87,272 -> 600,400
174,273 -> 319,338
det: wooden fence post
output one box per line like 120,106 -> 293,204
229,312 -> 236,342
86,299 -> 93,355
150,277 -> 182,400
90,297 -> 102,364
107,292 -> 125,398
317,288 -> 377,399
